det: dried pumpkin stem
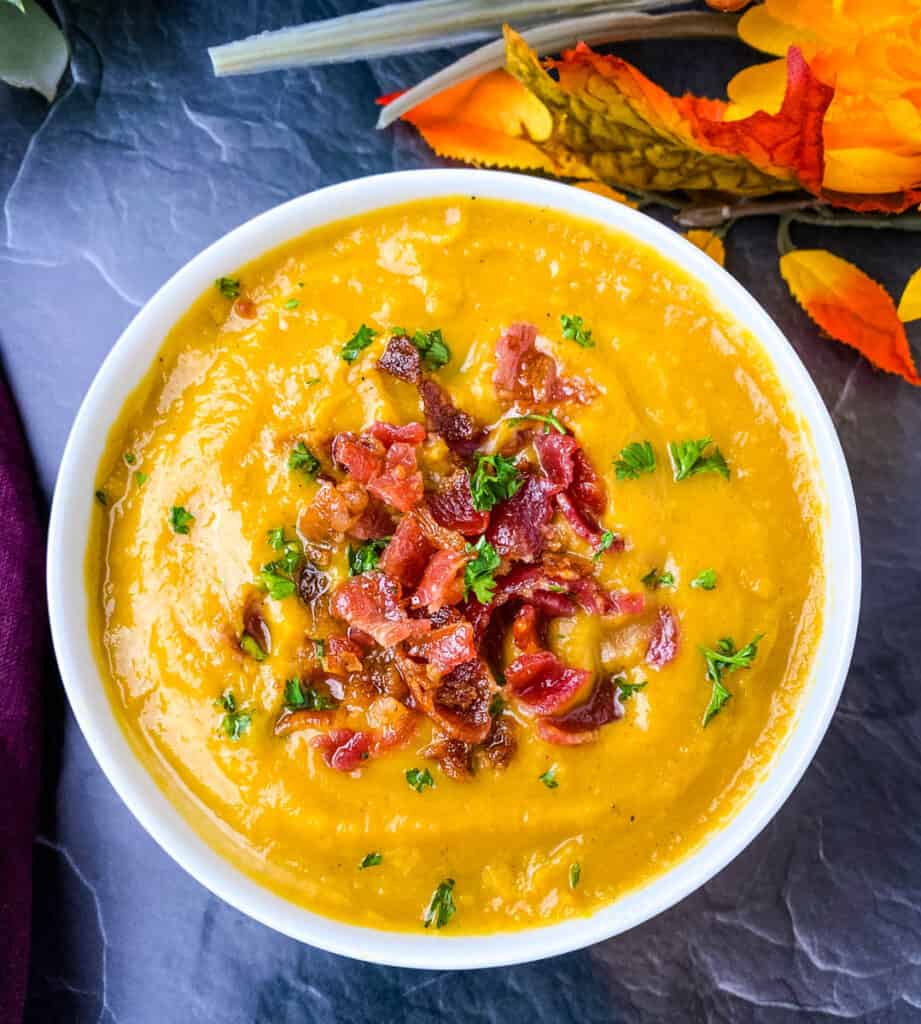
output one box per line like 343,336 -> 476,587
676,196 -> 821,228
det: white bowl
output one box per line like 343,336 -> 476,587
47,169 -> 861,970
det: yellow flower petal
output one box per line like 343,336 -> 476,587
573,181 -> 638,208
738,4 -> 817,56
685,230 -> 726,267
823,147 -> 921,194
897,267 -> 921,323
726,59 -> 787,120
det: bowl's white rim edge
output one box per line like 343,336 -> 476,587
46,168 -> 862,970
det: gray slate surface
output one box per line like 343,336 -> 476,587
4,2 -> 921,1021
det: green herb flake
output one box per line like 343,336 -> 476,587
267,527 -> 286,550
489,693 -> 507,718
614,441 -> 656,480
569,863 -> 582,889
123,452 -> 136,466
240,633 -> 267,662
258,569 -> 296,601
615,678 -> 647,701
691,568 -> 718,591
288,441 -> 320,477
423,879 -> 456,929
169,505 -> 194,534
218,690 -> 252,740
641,567 -> 674,590
348,537 -> 390,576
405,767 -> 435,793
284,677 -> 337,711
700,633 -> 764,726
134,471 -> 148,487
469,453 -> 522,512
313,638 -> 326,660
464,536 -> 500,604
283,298 -> 300,310
216,276 -> 240,300
341,323 -> 377,364
593,530 -> 618,561
669,437 -> 730,482
94,489 -> 108,506
560,313 -> 594,348
411,328 -> 451,370
539,766 -> 559,789
507,411 -> 567,435
359,852 -> 383,870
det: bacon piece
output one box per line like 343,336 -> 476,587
332,432 -> 384,484
480,716 -> 517,770
511,603 -> 542,654
570,447 -> 606,515
397,653 -> 495,744
367,441 -> 424,512
406,621 -> 477,677
412,506 -> 467,553
274,707 -> 337,737
555,492 -> 604,545
568,577 -> 643,616
348,500 -> 395,541
368,420 -> 426,447
366,696 -> 418,754
487,471 -> 554,562
331,572 -> 431,647
311,728 -> 371,771
298,480 -> 368,540
323,635 -> 364,675
242,598 -> 271,656
378,514 -> 433,588
505,651 -> 591,715
646,606 -> 679,668
426,471 -> 490,537
534,432 -> 608,545
533,431 -> 579,493
493,322 -> 594,406
377,334 -> 421,384
423,736 -> 472,780
536,678 -> 623,745
412,549 -> 468,612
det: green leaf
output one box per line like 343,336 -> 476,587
313,638 -> 326,660
283,298 -> 300,309
538,766 -> 559,789
348,537 -> 390,576
593,530 -> 618,561
700,633 -> 764,726
284,677 -> 337,711
507,411 -> 567,435
463,536 -> 500,604
613,441 -> 655,480
423,878 -> 456,929
0,0 -> 68,103
123,452 -> 136,466
569,862 -> 582,889
469,453 -> 522,512
560,314 -> 594,348
134,471 -> 148,487
405,767 -> 435,793
489,692 -> 507,717
215,276 -> 240,300
94,489 -> 108,506
288,441 -> 320,476
615,678 -> 647,701
691,568 -> 717,590
669,437 -> 730,481
341,323 -> 377,363
641,567 -> 674,590
240,633 -> 267,662
267,527 -> 286,550
218,690 -> 252,740
258,569 -> 296,600
359,851 -> 383,869
411,328 -> 451,370
703,679 -> 732,726
169,505 -> 195,534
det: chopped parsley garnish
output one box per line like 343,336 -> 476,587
123,452 -> 136,465
284,677 -> 337,711
539,766 -> 559,789
169,505 -> 194,534
410,328 -> 451,370
313,638 -> 326,660
94,489 -> 108,506
701,633 -> 764,726
561,313 -> 594,348
218,691 -> 251,740
341,323 -> 377,363
593,530 -> 618,561
406,767 -> 435,793
259,569 -> 296,600
288,441 -> 320,477
464,536 -> 500,604
258,533 -> 304,599
134,471 -> 148,487
240,633 -> 267,662
615,678 -> 647,701
348,537 -> 390,576
423,879 -> 456,929
614,441 -> 656,480
691,568 -> 718,591
469,453 -> 522,512
215,276 -> 240,300
283,298 -> 299,309
569,863 -> 582,889
641,568 -> 675,590
669,437 -> 730,481
489,693 -> 507,717
267,527 -> 286,550
305,377 -> 320,386
507,411 -> 567,435
359,852 -> 383,870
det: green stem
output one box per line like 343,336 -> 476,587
791,211 -> 921,232
776,214 -> 795,257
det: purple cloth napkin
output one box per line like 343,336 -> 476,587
0,371 -> 43,1022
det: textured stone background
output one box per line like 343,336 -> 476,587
3,2 -> 921,1021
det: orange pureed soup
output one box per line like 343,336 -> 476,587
89,197 -> 824,934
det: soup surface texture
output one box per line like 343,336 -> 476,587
91,197 -> 824,934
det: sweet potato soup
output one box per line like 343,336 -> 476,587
89,197 -> 824,934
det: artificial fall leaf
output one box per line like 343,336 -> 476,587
503,28 -> 831,197
780,249 -> 921,385
685,230 -> 726,267
897,267 -> 921,324
573,181 -> 638,208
